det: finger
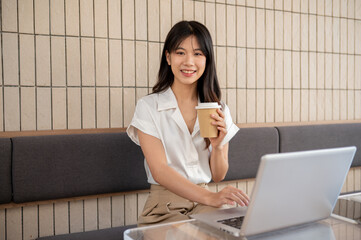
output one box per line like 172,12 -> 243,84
235,192 -> 250,206
216,108 -> 225,118
211,114 -> 223,122
229,193 -> 246,207
226,187 -> 249,206
217,126 -> 227,134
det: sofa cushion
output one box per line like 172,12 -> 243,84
36,225 -> 136,240
226,127 -> 279,180
0,138 -> 12,204
277,123 -> 361,167
12,133 -> 148,203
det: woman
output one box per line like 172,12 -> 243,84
127,21 -> 249,226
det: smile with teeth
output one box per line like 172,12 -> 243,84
181,70 -> 196,73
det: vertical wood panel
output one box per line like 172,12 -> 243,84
122,41 -> 135,87
246,180 -> 255,195
237,181 -> 247,194
123,88 -> 136,127
81,38 -> 95,86
82,88 -> 96,128
122,0 -> 135,40
80,0 -> 94,36
109,40 -> 122,87
65,0 -> 80,36
275,89 -> 283,122
112,195 -> 125,227
96,88 -> 110,128
135,0 -> 147,40
137,192 -> 149,218
68,88 -> 82,129
247,49 -> 256,89
108,0 -> 121,39
95,39 -> 109,87
98,197 -> 111,230
227,47 -> 237,88
355,168 -> 361,191
148,0 -> 160,42
283,89 -> 292,122
208,183 -> 217,193
0,209 -> 5,240
135,42 -> 148,87
7,208 -> 22,240
110,88 -> 123,128
346,169 -> 355,193
226,5 -> 235,46
183,0 -> 194,21
70,200 -> 84,233
4,87 -> 20,131
39,204 -> 54,237
36,36 -> 51,86
160,0 -> 171,42
52,88 -> 67,130
84,199 -> 97,231
236,6 -> 246,48
256,89 -> 265,123
125,194 -> 138,225
2,0 -> 18,31
217,47 -> 227,89
247,89 -> 256,123
54,202 -> 69,235
3,33 -> 19,86
346,200 -> 355,219
227,89 -> 237,122
333,200 -> 340,215
94,0 -> 108,38
37,88 -> 52,130
23,201 -> 39,240
339,199 -> 347,217
148,42 -> 160,89
171,0 -> 182,25
50,0 -> 65,35
66,38 -> 81,86
21,87 -> 36,131
266,89 -> 274,122
19,35 -> 35,86
51,37 -> 66,87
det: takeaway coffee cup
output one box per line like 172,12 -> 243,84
195,102 -> 221,138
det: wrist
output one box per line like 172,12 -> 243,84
203,190 -> 215,206
212,144 -> 224,152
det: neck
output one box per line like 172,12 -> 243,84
171,82 -> 198,103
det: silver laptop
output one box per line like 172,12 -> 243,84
191,146 -> 356,237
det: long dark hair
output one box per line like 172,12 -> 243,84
153,21 -> 221,103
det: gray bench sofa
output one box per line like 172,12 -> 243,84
0,123 -> 361,240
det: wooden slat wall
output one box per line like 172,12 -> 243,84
1,167 -> 360,240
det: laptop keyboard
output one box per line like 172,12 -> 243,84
217,216 -> 245,229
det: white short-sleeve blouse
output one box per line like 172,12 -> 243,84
127,87 -> 239,185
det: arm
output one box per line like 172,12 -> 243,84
209,108 -> 230,182
138,129 -> 249,207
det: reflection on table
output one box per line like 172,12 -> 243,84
333,192 -> 361,223
124,216 -> 361,240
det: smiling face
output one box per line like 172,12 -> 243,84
166,35 -> 207,88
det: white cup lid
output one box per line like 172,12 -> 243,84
195,102 -> 221,109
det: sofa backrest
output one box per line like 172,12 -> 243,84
226,127 -> 279,180
12,133 -> 148,203
0,138 -> 12,204
277,123 -> 361,167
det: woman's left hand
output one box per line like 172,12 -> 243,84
209,108 -> 227,149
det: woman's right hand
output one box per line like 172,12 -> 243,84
206,185 -> 250,208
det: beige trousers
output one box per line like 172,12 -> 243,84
138,184 -> 218,227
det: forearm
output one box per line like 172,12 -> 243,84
138,130 -> 213,206
152,164 -> 213,206
209,143 -> 229,182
